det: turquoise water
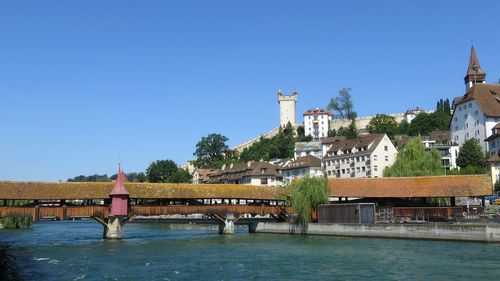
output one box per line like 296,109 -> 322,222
1,221 -> 500,280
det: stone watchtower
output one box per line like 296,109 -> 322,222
277,88 -> 298,127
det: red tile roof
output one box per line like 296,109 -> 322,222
328,175 -> 492,197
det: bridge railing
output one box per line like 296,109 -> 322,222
131,205 -> 289,217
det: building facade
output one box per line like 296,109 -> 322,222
280,155 -> 323,185
451,46 -> 500,152
278,89 -> 297,127
209,161 -> 283,186
322,134 -> 398,178
294,141 -> 322,159
303,108 -> 332,139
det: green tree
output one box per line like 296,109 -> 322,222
296,125 -> 305,137
328,88 -> 358,139
327,88 -> 355,119
288,176 -> 329,232
366,114 -> 398,138
407,111 -> 450,136
384,138 -> 444,177
456,139 -> 484,168
168,168 -> 193,183
327,128 -> 337,137
146,160 -> 178,183
193,133 -> 229,168
283,121 -> 294,136
397,120 -> 410,135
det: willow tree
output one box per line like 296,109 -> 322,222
383,138 -> 444,177
288,176 -> 329,232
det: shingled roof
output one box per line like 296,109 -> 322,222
281,155 -> 322,171
328,175 -> 492,198
0,182 -> 286,200
453,84 -> 500,117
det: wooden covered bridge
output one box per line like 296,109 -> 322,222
0,173 -> 493,237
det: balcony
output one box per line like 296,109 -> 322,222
366,160 -> 371,165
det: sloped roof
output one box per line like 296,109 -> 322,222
281,155 -> 322,170
0,182 -> 286,200
323,134 -> 386,159
328,175 -> 492,198
464,45 -> 486,82
453,84 -> 500,117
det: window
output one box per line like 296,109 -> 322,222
465,123 -> 468,129
373,155 -> 377,161
261,178 -> 268,185
384,146 -> 388,151
459,106 -> 462,111
385,156 -> 389,161
469,103 -> 472,108
362,166 -> 366,172
374,165 -> 378,171
260,168 -> 266,174
474,110 -> 479,115
455,126 -> 458,131
464,114 -> 468,119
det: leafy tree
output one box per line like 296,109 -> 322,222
296,125 -> 305,137
68,174 -> 111,182
384,138 -> 444,177
407,111 -> 450,136
327,128 -> 337,137
337,123 -> 358,139
146,160 -> 178,183
366,114 -> 398,138
288,176 -> 329,232
456,139 -> 484,168
397,120 -> 410,135
328,88 -> 358,139
193,133 -> 229,168
168,168 -> 193,183
283,121 -> 294,136
327,88 -> 355,119
436,98 -> 451,116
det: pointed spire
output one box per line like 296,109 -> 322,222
110,163 -> 129,196
464,45 -> 486,89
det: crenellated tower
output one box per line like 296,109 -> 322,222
277,88 -> 297,127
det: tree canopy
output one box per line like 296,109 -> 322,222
366,114 -> 398,138
288,176 -> 329,232
146,160 -> 179,183
456,139 -> 484,168
327,88 -> 358,139
193,133 -> 229,168
384,138 -> 444,177
406,111 -> 450,136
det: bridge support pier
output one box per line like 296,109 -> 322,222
218,213 -> 235,235
104,216 -> 125,239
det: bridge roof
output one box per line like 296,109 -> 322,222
328,175 -> 492,198
0,182 -> 286,200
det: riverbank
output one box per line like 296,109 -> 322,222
250,222 -> 500,242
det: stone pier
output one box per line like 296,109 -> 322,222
218,213 -> 235,234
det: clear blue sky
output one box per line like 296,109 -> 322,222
1,1 -> 499,181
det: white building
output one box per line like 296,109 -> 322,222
404,107 -> 426,123
485,124 -> 500,186
422,140 -> 459,171
322,134 -> 398,178
303,108 -> 332,139
278,89 -> 297,127
294,141 -> 322,159
451,46 -> 500,152
280,155 -> 323,185
208,161 -> 283,186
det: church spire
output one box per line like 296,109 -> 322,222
464,45 -> 486,90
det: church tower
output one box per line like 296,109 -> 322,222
464,45 -> 487,91
277,88 -> 297,127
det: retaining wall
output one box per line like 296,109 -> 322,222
250,222 -> 500,242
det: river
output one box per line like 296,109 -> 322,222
1,220 -> 500,280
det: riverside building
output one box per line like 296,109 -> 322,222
322,134 -> 397,178
451,46 -> 500,152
